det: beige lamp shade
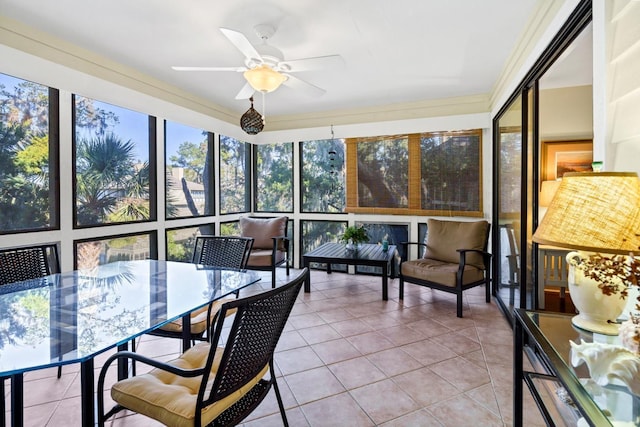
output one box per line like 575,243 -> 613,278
243,65 -> 287,92
532,172 -> 640,254
539,180 -> 561,207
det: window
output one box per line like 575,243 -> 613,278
166,226 -> 201,262
300,139 -> 345,213
420,130 -> 481,212
219,135 -> 250,214
0,73 -> 59,233
254,143 -> 293,212
165,121 -> 214,219
346,129 -> 483,217
73,95 -> 155,227
75,232 -> 155,269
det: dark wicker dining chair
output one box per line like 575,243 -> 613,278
0,243 -> 61,417
97,268 -> 307,427
148,236 -> 255,344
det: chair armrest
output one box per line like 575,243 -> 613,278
399,242 -> 426,262
457,249 -> 492,268
271,235 -> 290,253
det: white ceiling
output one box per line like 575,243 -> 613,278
1,0 -> 548,118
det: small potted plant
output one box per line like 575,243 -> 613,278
340,225 -> 369,251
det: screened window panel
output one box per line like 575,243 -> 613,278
74,95 -> 153,227
300,139 -> 345,213
301,220 -> 348,272
75,232 -> 153,269
254,143 -> 293,212
356,136 -> 408,208
0,73 -> 59,233
420,130 -> 481,212
166,226 -> 203,263
165,121 -> 214,219
219,135 -> 250,214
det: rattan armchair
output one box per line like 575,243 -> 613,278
97,268 -> 307,427
399,219 -> 492,318
149,236 -> 254,344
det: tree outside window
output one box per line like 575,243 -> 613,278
254,143 -> 293,212
0,73 -> 58,233
219,135 -> 250,214
301,139 -> 345,213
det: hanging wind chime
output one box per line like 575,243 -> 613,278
240,96 -> 264,135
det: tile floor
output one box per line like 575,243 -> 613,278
3,268 -> 546,426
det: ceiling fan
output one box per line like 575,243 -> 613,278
172,24 -> 344,100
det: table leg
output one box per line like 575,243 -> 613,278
117,343 -> 129,380
382,264 -> 388,301
182,313 -> 191,352
10,373 -> 23,427
303,258 -> 311,293
514,316 -> 524,427
80,359 -> 95,427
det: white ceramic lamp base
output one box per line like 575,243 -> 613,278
571,314 -> 620,336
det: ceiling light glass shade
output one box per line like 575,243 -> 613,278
532,172 -> 640,254
243,65 -> 287,92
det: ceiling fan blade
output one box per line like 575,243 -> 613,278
235,82 -> 255,100
278,55 -> 344,72
282,74 -> 326,97
172,66 -> 246,72
220,28 -> 261,61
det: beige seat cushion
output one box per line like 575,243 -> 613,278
424,219 -> 489,269
158,298 -> 234,334
111,343 -> 269,427
245,249 -> 286,268
240,216 -> 287,250
401,258 -> 485,286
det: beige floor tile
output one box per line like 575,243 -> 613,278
300,392 -> 374,427
429,356 -> 491,392
400,338 -> 457,365
428,394 -> 503,427
284,366 -> 346,405
274,346 -> 325,376
392,366 -> 460,406
328,356 -> 387,389
311,338 -> 362,365
350,378 -> 420,425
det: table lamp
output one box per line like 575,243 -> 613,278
532,171 -> 640,334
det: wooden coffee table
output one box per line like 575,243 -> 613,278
302,242 -> 397,300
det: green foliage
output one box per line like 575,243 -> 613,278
169,140 -> 207,183
255,143 -> 293,211
219,135 -> 249,214
340,225 -> 369,244
301,139 -> 345,213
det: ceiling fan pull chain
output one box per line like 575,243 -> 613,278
262,91 -> 266,125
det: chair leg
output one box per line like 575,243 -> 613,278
270,364 -> 289,427
485,279 -> 491,303
57,366 -> 62,378
456,293 -> 463,318
399,279 -> 404,300
271,268 -> 276,288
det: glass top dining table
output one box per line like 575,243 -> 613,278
0,259 -> 262,426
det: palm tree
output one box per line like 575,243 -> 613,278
76,132 -> 149,226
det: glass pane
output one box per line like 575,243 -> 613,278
301,139 -> 345,213
496,94 -> 523,312
254,143 -> 293,212
301,220 -> 347,271
219,135 -> 250,214
75,233 -> 152,269
74,96 -> 151,227
166,226 -> 201,263
356,136 -> 408,208
420,131 -> 481,212
220,220 -> 239,236
0,73 -> 58,233
165,121 -> 213,218
354,222 -> 406,275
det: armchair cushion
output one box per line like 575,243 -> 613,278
246,248 -> 286,268
424,219 -> 489,269
110,343 -> 269,427
401,258 -> 485,287
240,216 -> 287,250
157,298 -> 235,335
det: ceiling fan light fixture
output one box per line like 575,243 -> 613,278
243,64 -> 287,93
